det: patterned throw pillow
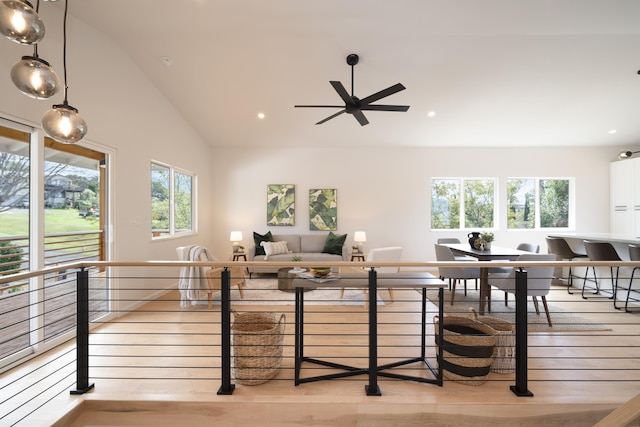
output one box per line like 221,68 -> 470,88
261,241 -> 290,258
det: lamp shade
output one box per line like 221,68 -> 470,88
0,0 -> 45,45
354,231 -> 367,242
229,231 -> 243,242
41,102 -> 87,144
11,55 -> 60,99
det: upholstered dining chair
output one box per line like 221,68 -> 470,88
488,253 -> 556,327
437,238 -> 477,263
583,241 -> 622,309
545,236 -> 588,295
434,244 -> 480,305
624,244 -> 640,313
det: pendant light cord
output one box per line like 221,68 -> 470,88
62,0 -> 69,104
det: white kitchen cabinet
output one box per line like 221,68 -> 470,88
610,157 -> 640,238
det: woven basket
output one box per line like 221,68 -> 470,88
231,310 -> 286,385
434,315 -> 497,385
469,308 -> 516,374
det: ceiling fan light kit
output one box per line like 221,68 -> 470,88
295,53 -> 410,126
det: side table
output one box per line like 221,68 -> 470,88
232,252 -> 247,262
350,253 -> 365,261
232,252 -> 248,276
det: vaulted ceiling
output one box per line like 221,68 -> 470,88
66,0 -> 640,149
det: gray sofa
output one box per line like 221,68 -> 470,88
247,233 -> 348,275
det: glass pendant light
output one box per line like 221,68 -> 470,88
41,0 -> 86,144
11,46 -> 60,99
0,0 -> 45,44
10,0 -> 59,98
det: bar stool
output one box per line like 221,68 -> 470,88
583,241 -> 622,309
624,244 -> 640,313
545,236 -> 588,294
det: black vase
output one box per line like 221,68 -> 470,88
468,232 -> 481,249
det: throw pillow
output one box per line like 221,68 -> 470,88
322,231 -> 347,255
253,231 -> 273,256
261,240 -> 290,257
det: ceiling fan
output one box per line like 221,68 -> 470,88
295,53 -> 410,126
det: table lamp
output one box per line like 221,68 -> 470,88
229,231 -> 243,253
354,231 -> 366,254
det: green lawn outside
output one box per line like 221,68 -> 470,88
0,209 -> 99,238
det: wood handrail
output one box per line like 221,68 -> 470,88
594,393 -> 640,427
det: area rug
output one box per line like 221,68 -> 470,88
203,277 -> 385,307
428,289 -> 611,333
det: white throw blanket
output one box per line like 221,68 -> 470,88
178,245 -> 215,308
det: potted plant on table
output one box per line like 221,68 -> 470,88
480,232 -> 494,250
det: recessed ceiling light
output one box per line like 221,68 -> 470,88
427,111 -> 436,118
160,56 -> 173,67
257,113 -> 265,119
608,129 -> 617,134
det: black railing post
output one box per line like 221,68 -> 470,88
365,268 -> 381,396
217,267 -> 235,395
70,268 -> 94,394
511,269 -> 533,397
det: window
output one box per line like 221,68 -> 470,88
507,178 -> 571,229
431,178 -> 496,229
151,161 -> 195,238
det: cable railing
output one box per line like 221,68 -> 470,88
0,259 -> 639,426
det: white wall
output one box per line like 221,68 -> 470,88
0,7 -> 213,304
0,7 -> 634,274
210,146 -> 622,262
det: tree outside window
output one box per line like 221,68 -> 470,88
151,162 -> 195,238
507,178 -> 570,229
431,178 -> 495,229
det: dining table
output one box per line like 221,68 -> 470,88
441,243 -> 530,315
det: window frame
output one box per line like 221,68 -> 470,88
506,177 -> 574,230
151,160 -> 197,239
431,177 -> 498,231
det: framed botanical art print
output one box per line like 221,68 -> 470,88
267,184 -> 295,226
309,188 -> 337,230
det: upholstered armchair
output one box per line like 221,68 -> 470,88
177,245 -> 245,309
204,266 -> 245,308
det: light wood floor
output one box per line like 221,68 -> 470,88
2,279 -> 640,427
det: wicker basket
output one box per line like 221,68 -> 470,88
434,314 -> 497,385
469,308 -> 516,374
231,310 -> 286,385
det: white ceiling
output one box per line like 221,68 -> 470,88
65,0 -> 640,149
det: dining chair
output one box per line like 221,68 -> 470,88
436,238 -> 477,288
583,241 -> 622,309
545,236 -> 588,295
624,244 -> 640,313
487,253 -> 556,327
434,244 -> 480,305
516,243 -> 540,253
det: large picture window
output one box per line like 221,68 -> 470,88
151,161 -> 195,238
431,178 -> 496,230
507,178 -> 571,229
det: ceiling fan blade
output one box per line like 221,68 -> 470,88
316,110 -> 346,125
330,81 -> 354,105
295,105 -> 344,108
360,104 -> 410,112
353,110 -> 369,126
359,83 -> 406,106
